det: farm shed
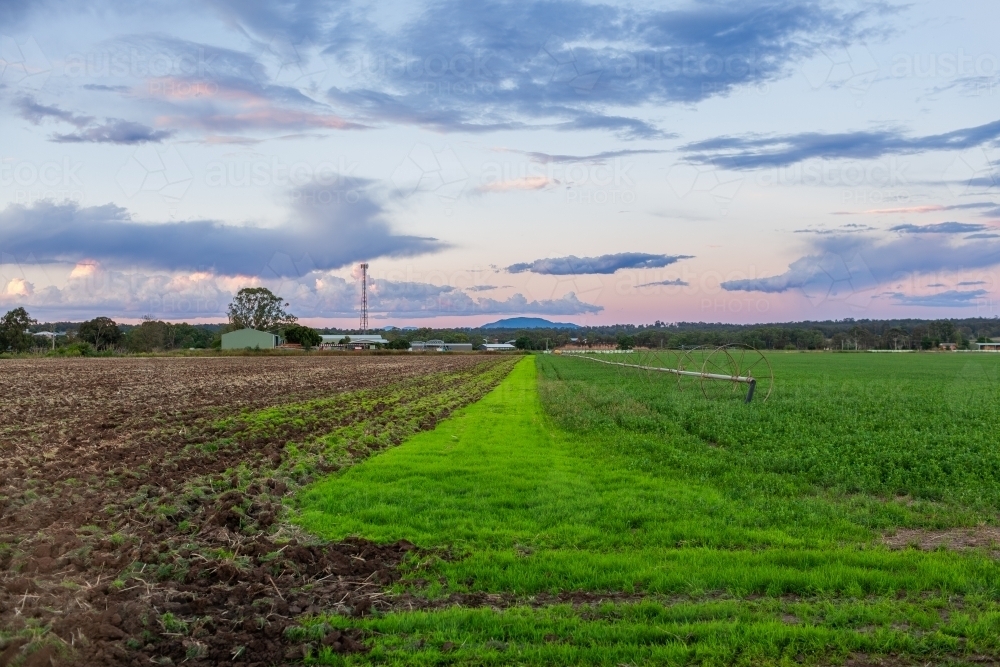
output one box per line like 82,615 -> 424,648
410,340 -> 472,352
319,334 -> 388,350
221,328 -> 281,350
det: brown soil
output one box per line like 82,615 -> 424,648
843,653 -> 999,666
882,526 -> 1000,554
386,589 -> 649,613
0,355 -> 517,667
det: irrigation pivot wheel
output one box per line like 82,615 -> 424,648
700,346 -> 744,401
644,349 -> 677,385
675,346 -> 703,392
725,344 -> 774,402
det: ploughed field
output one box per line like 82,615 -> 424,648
0,355 -> 518,667
7,351 -> 1000,666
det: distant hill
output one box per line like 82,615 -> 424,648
481,317 -> 580,329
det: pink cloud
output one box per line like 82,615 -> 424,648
476,176 -> 552,193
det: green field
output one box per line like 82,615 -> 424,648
293,352 -> 1000,665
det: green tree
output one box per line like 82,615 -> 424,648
171,323 -> 214,349
126,319 -> 173,352
882,327 -> 907,350
283,324 -> 322,349
78,317 -> 123,350
514,336 -> 532,350
227,288 -> 296,333
617,334 -> 634,350
0,307 -> 36,352
386,339 -> 411,350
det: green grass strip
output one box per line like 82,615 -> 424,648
295,597 -> 1000,666
295,357 -> 1000,598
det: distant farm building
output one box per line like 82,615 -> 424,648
558,343 -> 617,351
411,340 -> 474,352
975,341 -> 1000,351
319,334 -> 388,350
482,343 -> 516,352
221,328 -> 281,350
939,342 -> 958,350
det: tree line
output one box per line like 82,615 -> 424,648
0,288 -> 324,354
4,293 -> 999,354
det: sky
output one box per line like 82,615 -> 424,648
1,0 -> 999,328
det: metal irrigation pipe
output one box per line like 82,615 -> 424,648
569,354 -> 759,403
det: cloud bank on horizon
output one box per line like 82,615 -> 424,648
2,0 -> 1000,323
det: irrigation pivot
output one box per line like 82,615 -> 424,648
565,345 -> 773,403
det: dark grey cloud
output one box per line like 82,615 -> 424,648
8,2 -> 890,141
508,148 -> 669,164
637,278 -> 689,287
315,1 -> 885,139
82,84 -> 130,92
944,202 -> 1000,211
966,175 -> 1000,189
15,96 -> 174,144
965,233 -> 1000,239
52,119 -> 175,144
16,97 -> 93,127
70,35 -> 365,136
465,284 -> 510,292
507,252 -> 693,275
683,119 -> 1000,169
0,185 -> 443,276
957,280 -> 988,286
888,289 -> 989,308
722,233 -> 1000,295
795,223 -> 876,234
890,222 -> 990,234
